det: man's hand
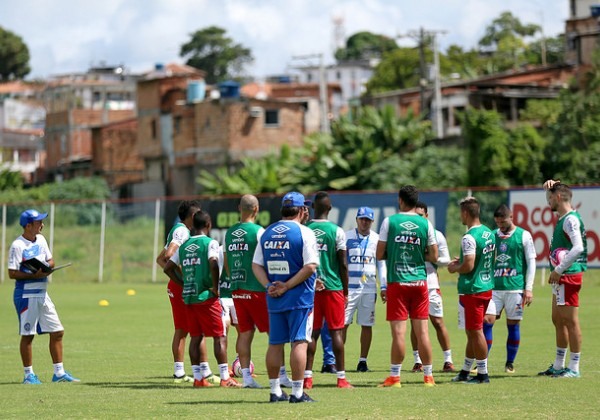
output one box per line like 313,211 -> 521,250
315,279 -> 325,292
549,270 -> 561,285
268,281 -> 288,297
447,257 -> 460,274
543,179 -> 559,190
523,290 -> 533,306
380,289 -> 387,303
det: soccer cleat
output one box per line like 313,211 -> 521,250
424,375 -> 436,387
204,374 -> 220,385
337,377 -> 354,388
470,366 -> 478,375
289,392 -> 316,403
538,365 -> 563,376
321,364 -> 337,374
465,374 -> 490,384
411,363 -> 423,373
193,377 -> 213,387
23,373 -> 42,385
173,374 -> 193,384
553,368 -> 580,378
442,362 -> 456,373
279,376 -> 293,388
269,391 -> 289,403
220,377 -> 242,388
242,378 -> 262,388
52,372 -> 80,383
504,362 -> 515,374
451,370 -> 470,382
356,360 -> 371,372
378,376 -> 401,388
303,376 -> 313,389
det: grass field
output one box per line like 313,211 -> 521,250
1,271 -> 599,419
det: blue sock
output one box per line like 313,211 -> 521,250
483,323 -> 494,353
506,324 -> 520,363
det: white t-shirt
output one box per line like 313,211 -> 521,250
9,234 -> 52,298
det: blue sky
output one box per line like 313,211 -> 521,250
0,0 -> 568,79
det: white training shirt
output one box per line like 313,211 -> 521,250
345,228 -> 387,293
8,234 -> 52,298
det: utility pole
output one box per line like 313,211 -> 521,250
397,28 -> 447,138
291,53 -> 331,134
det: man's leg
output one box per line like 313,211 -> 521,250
557,305 -> 582,375
430,315 -> 454,370
20,335 -> 34,367
49,330 -> 64,364
506,319 -> 520,367
320,322 -> 336,372
551,295 -> 569,371
360,326 -> 372,359
482,314 -> 495,353
412,318 -> 435,385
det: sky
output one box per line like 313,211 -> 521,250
0,0 -> 569,80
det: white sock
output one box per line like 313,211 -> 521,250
413,350 -> 422,364
53,362 -> 65,377
423,365 -> 433,376
462,357 -> 475,372
269,378 -> 282,396
291,380 -> 303,398
554,347 -> 567,370
390,364 -> 401,377
304,370 -> 313,378
336,370 -> 346,379
200,362 -> 212,378
443,350 -> 453,363
24,366 -> 34,376
568,352 -> 581,372
476,359 -> 488,375
218,363 -> 230,381
174,362 -> 185,377
279,366 -> 287,376
359,357 -> 367,362
192,365 -> 202,381
242,367 -> 252,384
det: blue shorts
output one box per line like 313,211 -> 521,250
268,307 -> 313,345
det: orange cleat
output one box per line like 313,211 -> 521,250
220,377 -> 242,388
193,377 -> 213,387
303,376 -> 313,389
378,376 -> 401,388
337,377 -> 354,388
424,375 -> 436,387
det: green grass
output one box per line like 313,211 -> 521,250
1,272 -> 599,418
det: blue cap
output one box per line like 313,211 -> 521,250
356,206 -> 374,220
20,209 -> 48,227
281,192 -> 311,207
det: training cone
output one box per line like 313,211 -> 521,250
126,289 -> 136,296
99,299 -> 110,306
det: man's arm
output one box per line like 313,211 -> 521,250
337,249 -> 349,296
156,243 -> 179,268
447,254 -> 475,274
209,258 -> 220,297
8,268 -> 49,280
163,260 -> 183,285
271,263 -> 318,297
376,241 -> 387,261
425,244 -> 439,264
252,263 -> 270,288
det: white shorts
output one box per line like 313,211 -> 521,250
220,297 -> 238,325
428,288 -> 444,318
485,290 -> 523,320
345,291 -> 376,326
17,294 -> 63,336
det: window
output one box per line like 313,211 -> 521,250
264,109 -> 279,126
151,119 -> 157,139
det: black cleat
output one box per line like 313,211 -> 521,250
289,392 -> 316,403
320,364 -> 337,374
465,374 -> 490,384
451,370 -> 470,382
356,360 -> 371,372
269,391 -> 289,403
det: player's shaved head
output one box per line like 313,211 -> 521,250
240,194 -> 259,212
193,210 -> 211,231
312,191 -> 331,215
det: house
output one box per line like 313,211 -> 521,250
0,81 -> 46,184
565,0 -> 600,70
42,65 -> 138,182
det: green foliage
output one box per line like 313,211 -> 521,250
180,26 -> 253,84
366,47 -> 425,92
526,35 -> 566,65
508,123 -> 547,185
0,26 -> 30,80
0,167 -> 23,190
461,108 -> 511,187
335,31 -> 398,61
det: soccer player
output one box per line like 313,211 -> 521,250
8,209 -> 80,384
483,204 -> 536,374
343,206 -> 387,373
377,186 -> 438,388
218,243 -> 238,379
539,180 -> 587,378
164,211 -> 241,388
305,191 -> 352,389
156,200 -> 214,383
410,201 -> 455,373
252,191 -> 319,403
448,197 -> 495,384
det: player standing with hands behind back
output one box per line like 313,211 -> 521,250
538,180 -> 587,378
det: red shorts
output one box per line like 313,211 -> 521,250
233,290 -> 269,333
459,290 -> 492,330
313,290 -> 345,330
386,281 -> 429,321
167,280 -> 188,331
555,273 -> 583,307
185,298 -> 225,338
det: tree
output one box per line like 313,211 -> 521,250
0,167 -> 23,190
366,48 -> 426,93
0,26 -> 30,80
180,26 -> 253,84
478,11 -> 541,72
335,31 -> 398,61
526,34 -> 565,66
